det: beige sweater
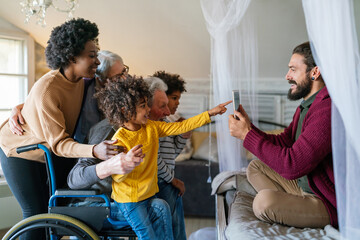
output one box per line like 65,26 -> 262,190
0,70 -> 94,163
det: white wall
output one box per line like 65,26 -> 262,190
4,0 -> 360,82
252,0 -> 308,79
0,0 -> 308,80
0,17 -> 27,35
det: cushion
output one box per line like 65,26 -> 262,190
190,131 -> 217,153
175,138 -> 193,162
225,191 -> 340,240
192,135 -> 218,162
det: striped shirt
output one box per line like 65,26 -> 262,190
157,130 -> 188,183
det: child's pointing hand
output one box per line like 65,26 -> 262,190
208,100 -> 232,117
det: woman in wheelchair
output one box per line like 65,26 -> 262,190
0,18 -> 137,240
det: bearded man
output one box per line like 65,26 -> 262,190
228,42 -> 337,229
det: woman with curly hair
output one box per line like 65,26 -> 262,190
0,18 -> 137,240
95,75 -> 231,240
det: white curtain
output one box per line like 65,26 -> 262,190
302,0 -> 360,238
200,0 -> 258,171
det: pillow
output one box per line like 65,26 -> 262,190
175,138 -> 193,162
192,135 -> 218,162
191,131 -> 217,152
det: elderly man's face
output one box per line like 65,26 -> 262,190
149,90 -> 171,121
107,60 -> 127,79
97,60 -> 129,87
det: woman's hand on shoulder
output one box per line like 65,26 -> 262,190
9,103 -> 25,135
96,144 -> 144,178
93,139 -> 125,160
124,144 -> 145,162
110,145 -> 144,175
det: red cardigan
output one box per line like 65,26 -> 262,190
243,87 -> 337,227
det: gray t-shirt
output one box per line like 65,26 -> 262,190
67,119 -> 115,195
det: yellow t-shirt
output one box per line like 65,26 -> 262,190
111,111 -> 211,203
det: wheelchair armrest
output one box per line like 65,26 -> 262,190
49,191 -> 111,208
54,189 -> 100,196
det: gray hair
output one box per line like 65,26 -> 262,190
96,50 -> 123,81
143,77 -> 168,106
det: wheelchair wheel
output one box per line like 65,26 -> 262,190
2,213 -> 100,240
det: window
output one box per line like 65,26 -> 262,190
0,37 -> 28,123
0,35 -> 34,179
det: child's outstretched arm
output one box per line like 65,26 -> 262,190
156,100 -> 232,138
208,100 -> 232,117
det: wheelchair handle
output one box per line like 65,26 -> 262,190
16,144 -> 56,195
16,144 -> 40,154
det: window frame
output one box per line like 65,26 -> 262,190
0,31 -> 35,184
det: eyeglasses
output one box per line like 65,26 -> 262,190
111,65 -> 130,79
123,65 -> 129,74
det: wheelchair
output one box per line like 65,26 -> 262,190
2,144 -> 137,240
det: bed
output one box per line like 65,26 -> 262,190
212,171 -> 340,240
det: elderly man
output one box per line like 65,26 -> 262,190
150,71 -> 189,240
228,42 -> 336,228
67,77 -> 186,239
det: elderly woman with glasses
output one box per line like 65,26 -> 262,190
74,50 -> 130,143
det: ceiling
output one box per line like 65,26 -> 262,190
0,0 -> 211,77
3,1 -> 349,80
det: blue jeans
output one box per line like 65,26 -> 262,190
0,147 -> 48,240
157,178 -> 187,240
116,197 -> 174,240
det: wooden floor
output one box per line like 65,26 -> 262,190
0,217 -> 215,239
185,217 -> 216,238
0,228 -> 10,238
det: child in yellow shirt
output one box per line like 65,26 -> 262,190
95,75 -> 231,240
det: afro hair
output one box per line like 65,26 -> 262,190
45,18 -> 99,70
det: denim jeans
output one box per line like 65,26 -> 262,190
116,197 -> 174,240
0,147 -> 48,240
157,178 -> 187,240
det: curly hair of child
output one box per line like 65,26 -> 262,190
95,75 -> 152,126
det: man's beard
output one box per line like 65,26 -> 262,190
287,74 -> 312,101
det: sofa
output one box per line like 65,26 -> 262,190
212,171 -> 341,240
173,131 -> 219,217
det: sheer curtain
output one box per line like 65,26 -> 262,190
302,0 -> 360,238
200,0 -> 258,171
